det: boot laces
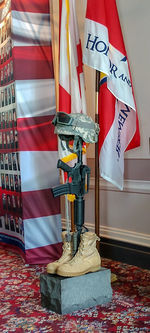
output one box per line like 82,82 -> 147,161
69,242 -> 85,264
62,241 -> 71,252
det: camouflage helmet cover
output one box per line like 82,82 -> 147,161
52,112 -> 100,144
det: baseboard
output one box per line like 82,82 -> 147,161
61,219 -> 150,270
97,225 -> 150,248
100,237 -> 150,270
62,219 -> 150,247
90,177 -> 150,193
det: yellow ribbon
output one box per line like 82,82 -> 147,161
65,0 -> 71,77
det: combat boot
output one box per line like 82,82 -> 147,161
57,231 -> 101,277
47,231 -> 73,274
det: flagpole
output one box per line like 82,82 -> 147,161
95,70 -> 100,247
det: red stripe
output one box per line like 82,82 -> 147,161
86,0 -> 106,28
11,0 -> 49,14
17,116 -> 58,151
105,0 -> 126,55
86,0 -> 126,55
98,82 -> 115,153
13,46 -> 54,80
22,189 -> 60,220
25,242 -> 62,264
76,42 -> 83,97
0,187 -> 3,214
126,111 -> 140,151
77,42 -> 83,76
59,85 -> 71,113
99,82 -> 140,154
13,46 -> 52,62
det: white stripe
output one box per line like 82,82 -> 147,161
59,0 -> 87,114
24,214 -> 62,249
79,72 -> 87,115
83,11 -> 139,191
69,0 -> 83,114
100,100 -> 136,190
83,18 -> 135,110
108,44 -> 135,110
70,54 -> 82,114
83,18 -> 110,74
20,151 -> 59,192
16,79 -> 56,118
59,0 -> 70,94
12,11 -> 51,46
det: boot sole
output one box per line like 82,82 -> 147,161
57,265 -> 101,277
47,269 -> 56,274
47,259 -> 73,274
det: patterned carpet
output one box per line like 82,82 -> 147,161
0,245 -> 150,332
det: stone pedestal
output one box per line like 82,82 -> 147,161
40,268 -> 112,314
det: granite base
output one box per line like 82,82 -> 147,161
40,268 -> 112,314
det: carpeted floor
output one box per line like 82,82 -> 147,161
0,245 -> 150,332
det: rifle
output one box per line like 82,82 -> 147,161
52,136 -> 91,251
52,159 -> 90,198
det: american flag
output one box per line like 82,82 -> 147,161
11,0 -> 62,264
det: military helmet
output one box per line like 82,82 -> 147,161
52,112 -> 100,144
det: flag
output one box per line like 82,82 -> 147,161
58,0 -> 87,163
10,0 -> 62,263
83,0 -> 140,190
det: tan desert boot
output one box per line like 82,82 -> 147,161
47,231 -> 73,274
57,231 -> 101,277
